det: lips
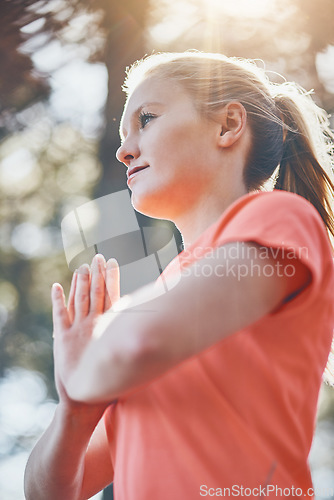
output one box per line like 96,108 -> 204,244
127,165 -> 149,180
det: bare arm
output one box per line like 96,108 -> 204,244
24,256 -> 119,500
24,404 -> 114,500
57,242 -> 310,403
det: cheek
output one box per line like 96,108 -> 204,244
144,119 -> 213,179
161,127 -> 199,162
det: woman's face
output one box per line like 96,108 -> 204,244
117,77 -> 223,220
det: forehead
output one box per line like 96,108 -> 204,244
119,77 -> 190,137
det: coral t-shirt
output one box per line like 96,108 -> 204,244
104,191 -> 334,499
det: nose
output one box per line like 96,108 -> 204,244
116,139 -> 140,167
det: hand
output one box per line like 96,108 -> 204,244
51,254 -> 120,413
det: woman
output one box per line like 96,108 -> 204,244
25,51 -> 334,499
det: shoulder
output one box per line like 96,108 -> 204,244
229,190 -> 322,221
204,190 -> 334,296
220,190 -> 330,249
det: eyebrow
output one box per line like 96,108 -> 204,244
119,101 -> 164,140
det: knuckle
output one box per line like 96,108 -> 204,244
93,283 -> 104,296
76,292 -> 89,303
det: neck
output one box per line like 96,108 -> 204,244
174,188 -> 248,250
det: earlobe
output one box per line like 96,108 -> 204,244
217,102 -> 247,148
219,130 -> 237,147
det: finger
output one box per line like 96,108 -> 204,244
67,270 -> 78,323
90,254 -> 106,314
74,264 -> 90,318
105,258 -> 120,310
52,283 -> 70,334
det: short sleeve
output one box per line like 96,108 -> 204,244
211,191 -> 334,306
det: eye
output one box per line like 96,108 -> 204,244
138,111 -> 156,129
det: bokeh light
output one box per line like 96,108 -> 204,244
0,148 -> 41,196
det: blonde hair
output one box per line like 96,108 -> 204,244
123,51 -> 334,384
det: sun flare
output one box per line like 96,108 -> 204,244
206,0 -> 277,18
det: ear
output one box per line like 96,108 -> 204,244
217,101 -> 247,148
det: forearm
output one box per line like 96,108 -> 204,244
66,274 -> 204,403
65,242 -> 295,404
24,403 -> 104,500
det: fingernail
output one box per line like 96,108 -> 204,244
52,283 -> 61,295
107,258 -> 118,269
92,254 -> 105,270
78,263 -> 90,275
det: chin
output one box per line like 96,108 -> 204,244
130,191 -> 174,221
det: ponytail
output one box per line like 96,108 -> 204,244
273,88 -> 334,386
274,90 -> 334,241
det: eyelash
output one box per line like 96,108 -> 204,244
138,112 -> 156,129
